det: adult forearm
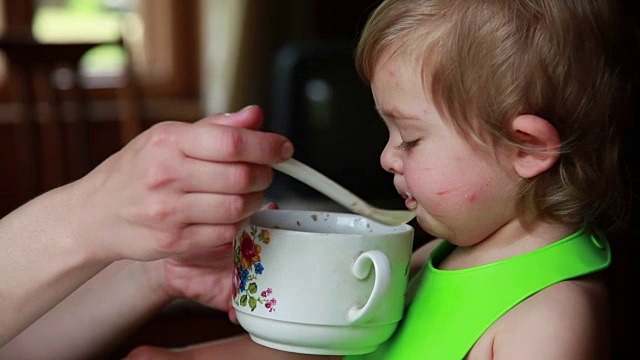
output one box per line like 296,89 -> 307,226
0,182 -> 110,345
0,259 -> 170,359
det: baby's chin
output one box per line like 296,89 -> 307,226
415,211 -> 449,240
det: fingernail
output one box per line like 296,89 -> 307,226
281,141 -> 294,159
239,104 -> 255,113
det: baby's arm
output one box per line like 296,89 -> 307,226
409,239 -> 440,278
404,239 -> 440,306
125,334 -> 343,360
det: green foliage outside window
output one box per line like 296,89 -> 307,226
32,0 -> 127,74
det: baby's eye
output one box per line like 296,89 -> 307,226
395,140 -> 419,151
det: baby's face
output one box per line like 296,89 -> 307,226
370,50 -> 520,246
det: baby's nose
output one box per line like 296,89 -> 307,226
380,142 -> 402,174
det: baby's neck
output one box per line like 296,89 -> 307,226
440,220 -> 578,270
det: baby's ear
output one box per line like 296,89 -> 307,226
510,115 -> 560,178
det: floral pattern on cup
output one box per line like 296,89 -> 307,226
233,226 -> 277,312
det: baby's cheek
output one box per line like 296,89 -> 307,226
405,162 -> 480,209
462,190 -> 478,203
431,183 -> 485,214
422,185 -> 468,213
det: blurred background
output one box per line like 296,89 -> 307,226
0,0 -> 404,219
0,0 -> 636,358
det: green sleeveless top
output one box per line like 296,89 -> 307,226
346,225 -> 611,360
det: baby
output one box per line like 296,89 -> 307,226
346,0 -> 635,358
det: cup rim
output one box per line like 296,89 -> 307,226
250,209 -> 414,237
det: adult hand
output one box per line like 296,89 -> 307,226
70,105 -> 292,262
150,202 -> 279,324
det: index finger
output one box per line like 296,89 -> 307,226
178,122 -> 294,165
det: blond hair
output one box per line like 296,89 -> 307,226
356,0 -> 637,229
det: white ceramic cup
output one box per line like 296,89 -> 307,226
231,209 -> 414,355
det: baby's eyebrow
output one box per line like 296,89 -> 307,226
376,106 -> 422,122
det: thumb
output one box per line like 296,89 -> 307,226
198,105 -> 264,130
261,201 -> 279,211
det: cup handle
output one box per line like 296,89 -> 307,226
347,250 -> 391,325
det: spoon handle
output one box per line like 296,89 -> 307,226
272,158 -> 374,216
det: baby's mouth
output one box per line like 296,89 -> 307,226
404,192 -> 417,210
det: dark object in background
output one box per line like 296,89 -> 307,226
267,40 -> 402,210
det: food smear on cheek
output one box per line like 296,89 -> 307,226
435,184 -> 466,196
435,184 -> 478,205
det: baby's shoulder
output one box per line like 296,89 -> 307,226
533,273 -> 608,307
525,274 -> 608,323
473,274 -> 610,359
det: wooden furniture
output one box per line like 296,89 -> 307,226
0,34 -> 142,201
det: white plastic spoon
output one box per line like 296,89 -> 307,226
272,158 -> 416,226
